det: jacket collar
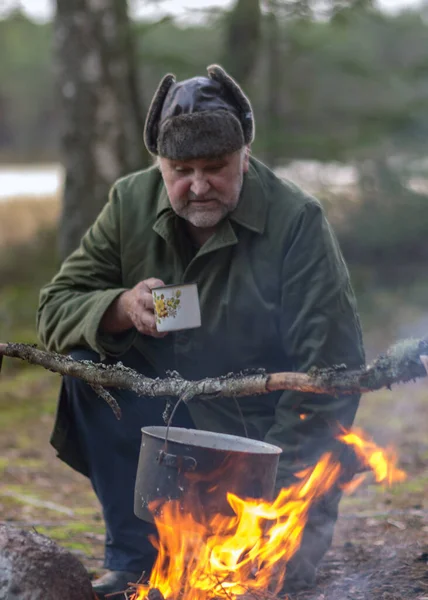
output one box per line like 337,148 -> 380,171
154,158 -> 268,237
229,160 -> 267,234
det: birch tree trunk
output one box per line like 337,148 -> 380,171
54,0 -> 149,260
264,0 -> 282,167
222,0 -> 262,87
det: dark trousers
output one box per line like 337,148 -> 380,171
61,347 -> 195,573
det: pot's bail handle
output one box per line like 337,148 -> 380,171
157,393 -> 197,472
162,393 -> 188,453
162,396 -> 249,451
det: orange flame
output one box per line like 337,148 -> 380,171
132,428 -> 406,600
338,427 -> 406,487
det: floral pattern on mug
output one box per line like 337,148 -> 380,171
153,289 -> 182,323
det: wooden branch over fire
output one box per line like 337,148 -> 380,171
1,338 -> 428,418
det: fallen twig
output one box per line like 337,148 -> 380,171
0,338 -> 427,419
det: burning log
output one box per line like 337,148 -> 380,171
147,588 -> 165,600
0,338 -> 427,419
0,524 -> 94,599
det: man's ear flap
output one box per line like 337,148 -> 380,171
207,64 -> 254,145
144,74 -> 176,155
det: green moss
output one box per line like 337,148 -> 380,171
34,522 -> 104,556
0,486 -> 56,507
74,505 -> 103,517
5,457 -> 45,469
381,473 -> 428,497
37,522 -> 103,537
0,366 -> 59,429
0,457 -> 8,476
0,483 -> 30,495
36,529 -> 93,554
0,284 -> 41,344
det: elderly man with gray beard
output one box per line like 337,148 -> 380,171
37,65 -> 365,599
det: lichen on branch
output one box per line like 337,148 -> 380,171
0,338 -> 427,419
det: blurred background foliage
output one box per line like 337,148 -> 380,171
115,9 -> 428,171
3,3 -> 428,167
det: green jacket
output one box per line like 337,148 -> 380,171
37,157 -> 365,489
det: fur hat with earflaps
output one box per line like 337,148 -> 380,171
144,65 -> 255,161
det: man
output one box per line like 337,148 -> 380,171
37,65 -> 365,598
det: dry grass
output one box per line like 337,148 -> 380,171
0,194 -> 60,247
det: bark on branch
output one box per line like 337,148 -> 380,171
1,338 -> 427,419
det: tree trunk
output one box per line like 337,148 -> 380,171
263,0 -> 282,167
222,0 -> 262,87
54,0 -> 149,260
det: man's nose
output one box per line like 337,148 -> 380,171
190,175 -> 210,197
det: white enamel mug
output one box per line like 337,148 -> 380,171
152,283 -> 201,332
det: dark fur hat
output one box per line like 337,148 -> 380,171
144,65 -> 255,160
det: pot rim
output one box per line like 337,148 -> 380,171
141,426 -> 283,455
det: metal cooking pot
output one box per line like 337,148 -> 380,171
134,426 -> 282,523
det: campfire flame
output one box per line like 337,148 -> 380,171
132,428 -> 406,600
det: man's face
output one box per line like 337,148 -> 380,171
159,148 -> 250,229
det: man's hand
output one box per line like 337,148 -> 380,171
420,355 -> 428,375
100,278 -> 168,338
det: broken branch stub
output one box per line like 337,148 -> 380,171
420,354 -> 428,374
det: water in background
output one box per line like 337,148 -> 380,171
0,161 -> 360,201
0,164 -> 63,200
